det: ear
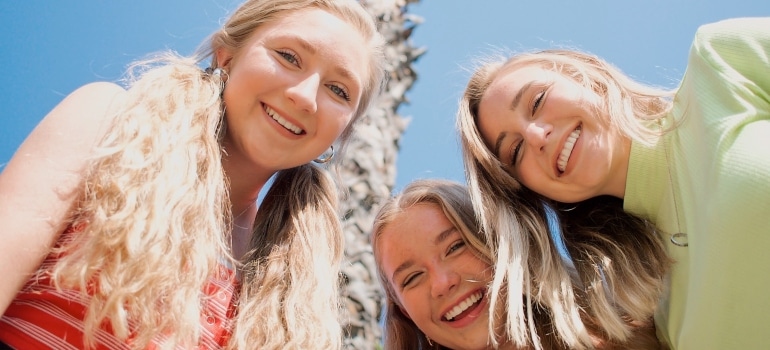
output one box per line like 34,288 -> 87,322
215,47 -> 234,69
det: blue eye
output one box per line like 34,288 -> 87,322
327,84 -> 350,101
277,50 -> 300,66
447,240 -> 465,255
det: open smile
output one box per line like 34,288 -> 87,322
557,124 -> 581,174
264,104 -> 305,135
442,289 -> 485,323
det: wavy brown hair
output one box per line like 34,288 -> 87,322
46,0 -> 385,349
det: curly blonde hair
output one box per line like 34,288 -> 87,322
47,0 -> 385,349
457,50 -> 673,349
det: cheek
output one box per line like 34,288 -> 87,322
451,252 -> 491,283
321,105 -> 355,137
461,256 -> 493,280
395,292 -> 425,321
221,70 -> 258,110
519,166 -> 565,201
517,156 -> 545,189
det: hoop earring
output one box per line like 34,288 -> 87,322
205,67 -> 229,95
426,335 -> 434,347
313,145 -> 334,164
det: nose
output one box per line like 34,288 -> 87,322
286,73 -> 319,113
524,121 -> 552,152
430,265 -> 461,299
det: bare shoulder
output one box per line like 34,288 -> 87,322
26,82 -> 127,157
0,81 -> 129,220
0,81 -> 129,312
0,80 -> 128,206
54,81 -> 127,125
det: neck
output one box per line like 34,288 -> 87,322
231,201 -> 257,261
606,135 -> 632,199
221,148 -> 272,214
221,149 -> 273,261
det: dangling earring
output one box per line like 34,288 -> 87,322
216,108 -> 228,143
206,67 -> 230,141
426,335 -> 434,347
313,145 -> 334,164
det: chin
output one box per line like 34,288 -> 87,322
436,333 -> 494,350
541,187 -> 597,204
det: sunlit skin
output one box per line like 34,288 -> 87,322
377,203 -> 498,350
476,65 -> 631,203
215,8 -> 369,186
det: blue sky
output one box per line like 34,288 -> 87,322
1,1 -> 768,193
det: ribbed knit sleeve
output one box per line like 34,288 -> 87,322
623,17 -> 770,349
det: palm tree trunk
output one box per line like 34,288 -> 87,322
339,0 -> 424,348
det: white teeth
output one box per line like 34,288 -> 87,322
265,106 -> 303,135
557,128 -> 581,172
444,291 -> 482,321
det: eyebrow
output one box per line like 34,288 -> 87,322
294,36 -> 317,55
390,227 -> 457,284
492,81 -> 534,158
293,36 -> 360,90
510,81 -> 533,112
493,132 -> 507,160
434,227 -> 456,246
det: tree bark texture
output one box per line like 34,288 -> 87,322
339,0 -> 423,348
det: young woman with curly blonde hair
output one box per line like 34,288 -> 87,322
0,0 -> 385,349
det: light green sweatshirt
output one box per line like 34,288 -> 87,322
624,17 -> 770,350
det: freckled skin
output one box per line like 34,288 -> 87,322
378,203 -> 495,350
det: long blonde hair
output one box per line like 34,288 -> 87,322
457,50 -> 672,349
48,0 -> 385,349
372,180 -> 666,350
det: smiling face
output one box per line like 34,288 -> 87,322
476,65 -> 631,203
216,8 -> 369,175
377,203 -> 494,350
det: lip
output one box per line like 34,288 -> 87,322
439,288 -> 487,329
554,123 -> 582,178
262,102 -> 306,138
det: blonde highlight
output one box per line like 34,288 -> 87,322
42,0 -> 385,348
457,49 -> 673,348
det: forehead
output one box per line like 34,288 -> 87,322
482,66 -> 552,107
377,204 -> 451,264
477,65 -> 556,137
378,204 -> 448,245
252,8 -> 370,89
